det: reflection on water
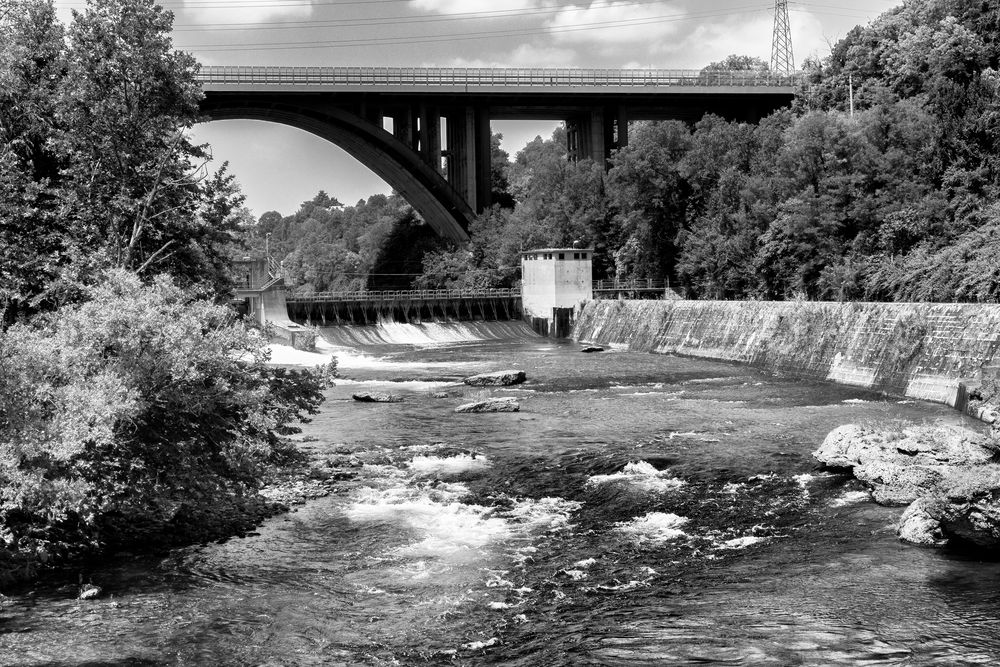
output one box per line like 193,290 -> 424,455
3,323 -> 1000,666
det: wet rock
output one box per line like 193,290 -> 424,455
817,422 -> 1000,550
352,392 -> 402,403
78,584 -> 101,600
462,370 -> 526,387
921,467 -> 1000,549
813,423 -> 994,505
455,397 -> 520,413
580,346 -> 604,353
431,391 -> 451,398
897,497 -> 947,547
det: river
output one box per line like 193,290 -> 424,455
3,321 -> 1000,666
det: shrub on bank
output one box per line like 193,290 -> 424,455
0,271 -> 332,584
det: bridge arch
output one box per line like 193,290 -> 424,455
199,100 -> 474,243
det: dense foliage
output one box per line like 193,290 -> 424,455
247,191 -> 444,293
1,0 -> 248,321
0,272 -> 332,582
1,0 -> 329,583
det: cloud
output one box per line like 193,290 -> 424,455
546,1 -> 685,48
179,0 -> 313,25
410,0 -> 546,13
428,43 -> 577,67
625,7 -> 826,70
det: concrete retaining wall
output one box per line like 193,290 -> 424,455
572,300 -> 1000,407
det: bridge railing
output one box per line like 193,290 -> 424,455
197,66 -> 804,89
286,287 -> 521,302
593,279 -> 668,291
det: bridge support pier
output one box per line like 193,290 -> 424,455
567,106 -> 629,166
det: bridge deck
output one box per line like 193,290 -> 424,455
198,66 -> 801,94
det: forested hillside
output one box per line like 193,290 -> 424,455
246,191 -> 443,293
410,0 -> 1000,301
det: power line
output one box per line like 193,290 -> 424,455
169,0 -> 668,31
180,5 -> 771,52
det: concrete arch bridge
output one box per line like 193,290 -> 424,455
198,66 -> 800,242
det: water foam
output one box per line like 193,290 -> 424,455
346,487 -> 509,559
614,512 -> 690,544
408,453 -> 491,476
718,535 -> 767,549
321,320 -> 536,348
587,461 -> 687,493
830,490 -> 871,507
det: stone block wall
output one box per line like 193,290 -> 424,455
572,300 -> 1000,407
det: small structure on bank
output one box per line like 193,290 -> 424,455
232,256 -> 313,350
520,248 -> 593,337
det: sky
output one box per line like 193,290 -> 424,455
55,0 -> 902,217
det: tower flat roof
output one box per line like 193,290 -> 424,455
521,248 -> 594,254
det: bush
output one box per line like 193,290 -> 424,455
0,271 -> 330,582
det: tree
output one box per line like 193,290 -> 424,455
0,0 -> 67,320
56,0 -> 207,277
702,54 -> 770,71
1,0 -> 249,317
606,121 -> 692,281
490,131 -> 515,208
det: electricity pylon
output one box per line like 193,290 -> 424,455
770,0 -> 794,74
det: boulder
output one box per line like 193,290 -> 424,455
897,498 -> 947,547
352,392 -> 402,403
814,423 -> 993,471
816,422 -> 1000,550
580,346 -> 604,353
922,466 -> 1000,549
431,391 -> 451,398
463,370 -> 526,387
455,397 -> 520,413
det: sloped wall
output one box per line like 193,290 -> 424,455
573,300 -> 1000,406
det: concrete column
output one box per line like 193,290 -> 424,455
565,119 -> 580,161
588,108 -> 606,165
393,108 -> 413,147
446,106 -> 478,211
427,106 -> 442,172
616,106 -> 629,150
410,105 -> 421,151
474,106 -> 492,212
414,104 -> 431,163
603,107 -> 616,161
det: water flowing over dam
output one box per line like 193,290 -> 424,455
6,319 -> 1000,665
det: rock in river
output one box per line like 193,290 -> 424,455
455,397 -> 520,413
462,370 -> 526,386
813,423 -> 994,505
814,422 -> 1000,550
580,346 -> 604,353
352,392 -> 402,403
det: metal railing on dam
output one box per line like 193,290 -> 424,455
197,66 -> 804,90
286,287 -> 520,303
285,287 -> 522,325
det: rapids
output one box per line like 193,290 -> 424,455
4,320 -> 1000,666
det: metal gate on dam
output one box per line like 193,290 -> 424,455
285,288 -> 522,325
